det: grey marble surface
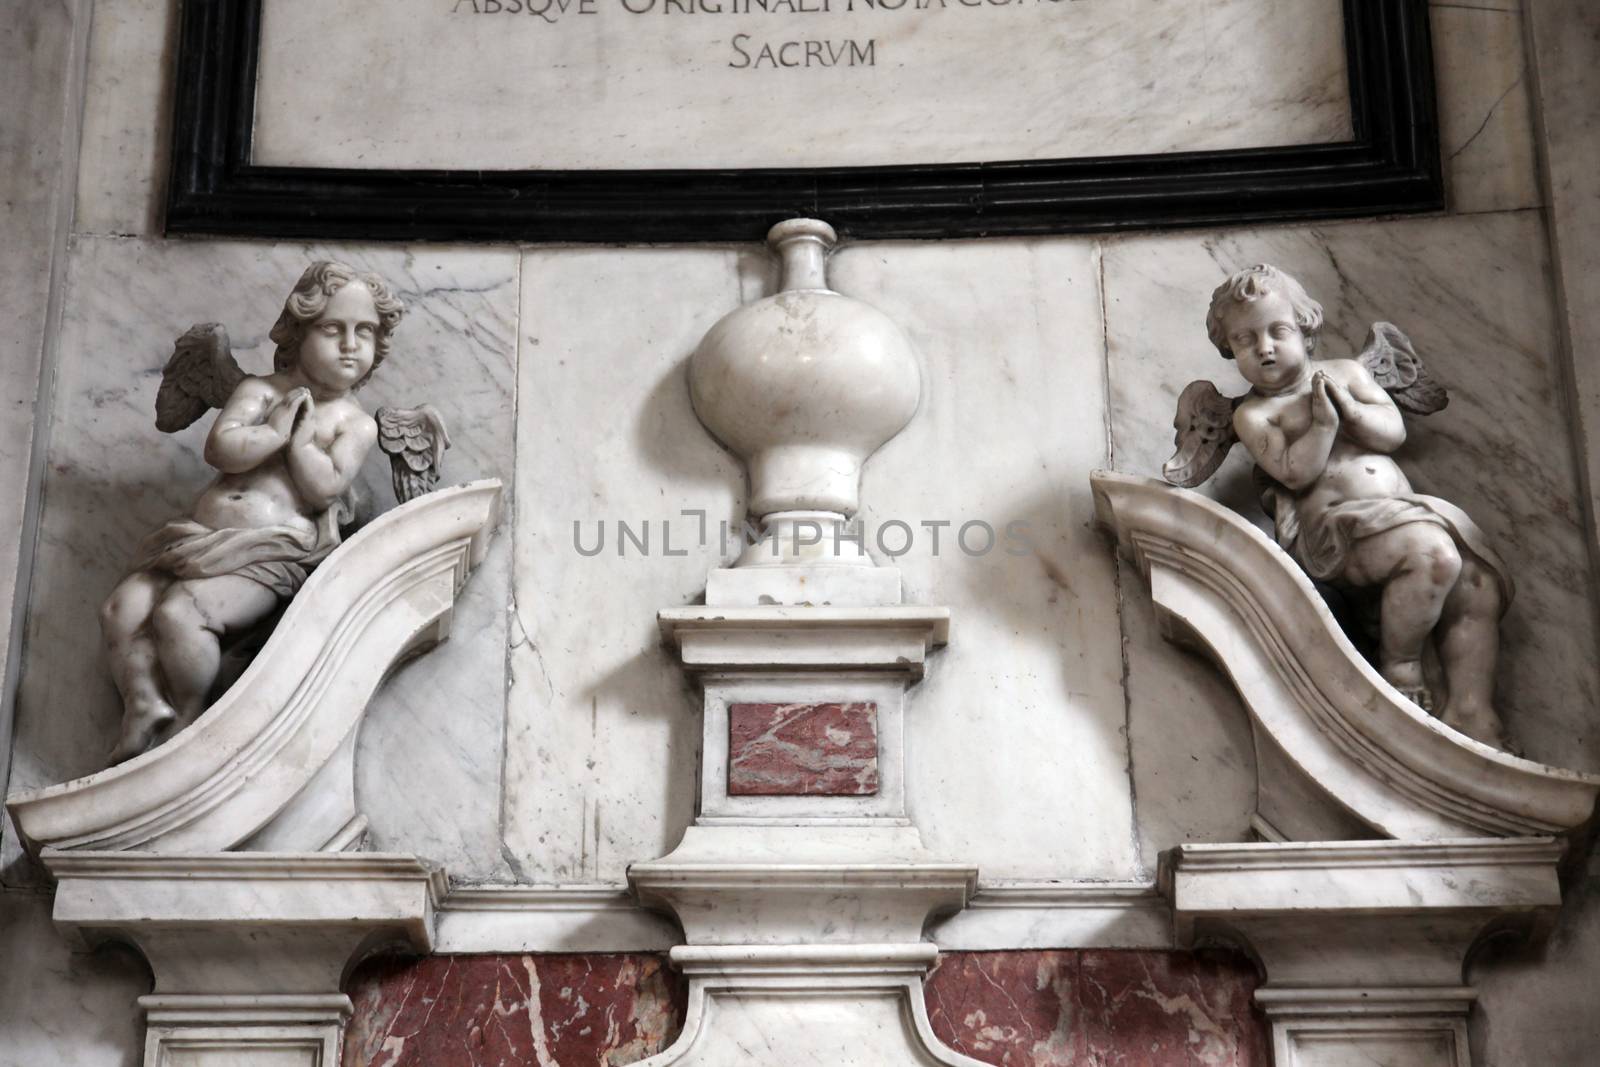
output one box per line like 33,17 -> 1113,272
1529,0 -> 1600,568
1103,210 -> 1600,775
841,239 -> 1139,880
74,0 -> 174,237
0,0 -> 81,807
0,237 -> 520,886
1431,0 -> 1542,215
0,888 -> 148,1067
504,247 -> 744,884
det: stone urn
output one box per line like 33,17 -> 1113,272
689,218 -> 921,567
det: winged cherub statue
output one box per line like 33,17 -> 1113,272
100,261 -> 450,764
1164,264 -> 1515,751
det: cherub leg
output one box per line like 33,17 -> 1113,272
1344,524 -> 1461,709
101,570 -> 179,763
1435,556 -> 1510,748
151,576 -> 279,724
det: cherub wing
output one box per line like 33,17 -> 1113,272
154,323 -> 248,432
376,404 -> 452,505
1358,321 -> 1448,416
1162,380 -> 1242,488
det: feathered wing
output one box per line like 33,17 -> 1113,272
1358,321 -> 1448,416
155,323 -> 247,432
1162,380 -> 1242,488
376,404 -> 452,504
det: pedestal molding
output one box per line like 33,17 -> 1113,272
427,880 -> 1174,953
48,850 -> 440,1066
1254,987 -> 1478,1014
1165,838 -> 1563,1067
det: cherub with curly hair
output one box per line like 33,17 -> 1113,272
1166,264 -> 1515,750
100,261 -> 405,763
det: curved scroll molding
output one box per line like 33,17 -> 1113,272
1091,471 -> 1600,840
7,480 -> 503,856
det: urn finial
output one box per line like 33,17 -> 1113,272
688,218 -> 922,575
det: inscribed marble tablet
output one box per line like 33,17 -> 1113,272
251,0 -> 1351,171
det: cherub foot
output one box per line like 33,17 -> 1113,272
1380,660 -> 1434,712
109,699 -> 178,764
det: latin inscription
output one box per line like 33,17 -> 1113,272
449,0 -> 1091,71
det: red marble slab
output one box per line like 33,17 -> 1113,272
727,701 -> 879,796
343,953 -> 686,1067
924,950 -> 1270,1066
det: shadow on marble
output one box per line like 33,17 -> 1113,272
0,888 -> 151,1067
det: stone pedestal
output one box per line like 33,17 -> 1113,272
1164,839 -> 1564,1067
628,606 -> 982,1065
46,851 -> 441,1067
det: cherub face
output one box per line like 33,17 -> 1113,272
298,282 -> 379,394
1221,290 -> 1308,392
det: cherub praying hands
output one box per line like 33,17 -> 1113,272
100,262 -> 449,764
1164,264 -> 1515,750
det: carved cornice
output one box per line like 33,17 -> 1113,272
658,605 -> 950,679
7,481 -> 502,856
1091,471 -> 1600,840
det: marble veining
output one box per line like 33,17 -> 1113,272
923,950 -> 1269,1066
343,954 -> 686,1067
1431,1 -> 1542,215
727,702 -> 880,796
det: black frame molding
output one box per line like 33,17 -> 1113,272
167,0 -> 1441,243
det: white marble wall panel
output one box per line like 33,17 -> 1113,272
837,240 -> 1139,879
0,888 -> 149,1067
1431,0 -> 1542,215
0,237 -> 520,885
74,0 -> 176,237
504,247 -> 746,883
1103,211 -> 1600,778
505,238 -> 1139,883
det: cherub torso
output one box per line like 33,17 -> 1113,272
191,375 -> 369,535
1245,358 -> 1414,511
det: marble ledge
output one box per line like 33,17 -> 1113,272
429,880 -> 1173,954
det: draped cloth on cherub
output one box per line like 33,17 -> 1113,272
135,507 -> 343,600
1269,491 -> 1515,608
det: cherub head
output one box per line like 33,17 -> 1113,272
1205,264 -> 1324,359
269,261 -> 405,388
1205,264 -> 1325,393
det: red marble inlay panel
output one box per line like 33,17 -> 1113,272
727,701 -> 880,796
343,954 -> 686,1067
925,950 -> 1270,1066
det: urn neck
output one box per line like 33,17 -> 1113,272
769,218 -> 837,292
